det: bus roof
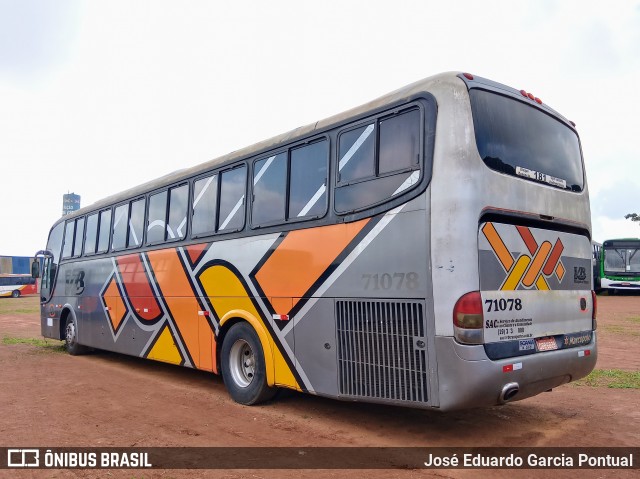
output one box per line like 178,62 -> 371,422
55,71 -> 573,226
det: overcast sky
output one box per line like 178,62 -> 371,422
1,0 -> 639,256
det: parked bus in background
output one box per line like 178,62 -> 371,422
599,238 -> 640,294
33,72 -> 596,411
592,241 -> 602,291
0,274 -> 38,298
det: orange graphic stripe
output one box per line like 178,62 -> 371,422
522,241 -> 552,287
543,238 -> 564,276
482,223 -> 514,271
255,219 -> 369,312
147,249 -> 216,372
516,226 -> 538,255
103,276 -> 126,332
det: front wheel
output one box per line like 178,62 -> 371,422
221,322 -> 277,405
11,290 -> 20,298
64,314 -> 89,355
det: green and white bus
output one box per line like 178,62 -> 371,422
34,72 -> 596,411
599,239 -> 640,294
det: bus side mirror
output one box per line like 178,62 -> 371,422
31,260 -> 40,279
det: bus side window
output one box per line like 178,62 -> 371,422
218,165 -> 246,232
289,139 -> 328,219
252,153 -> 287,226
73,217 -> 85,257
128,198 -> 145,247
84,213 -> 99,255
167,184 -> 188,240
335,108 -> 422,213
147,191 -> 168,244
62,221 -> 75,259
97,209 -> 112,254
112,204 -> 129,250
192,174 -> 218,237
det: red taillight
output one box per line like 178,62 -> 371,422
463,72 -> 474,80
591,290 -> 597,329
453,291 -> 483,329
453,291 -> 484,344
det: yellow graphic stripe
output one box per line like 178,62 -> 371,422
482,223 -> 514,271
501,255 -> 531,291
148,324 -> 183,365
536,275 -> 550,290
522,241 -> 552,287
199,264 -> 300,391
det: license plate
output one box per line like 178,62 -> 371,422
536,337 -> 558,352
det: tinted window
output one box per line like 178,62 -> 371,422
218,166 -> 246,232
252,154 -> 286,226
192,175 -> 218,236
338,123 -> 375,183
73,217 -> 85,257
112,204 -> 129,250
62,221 -> 75,259
469,89 -> 584,191
379,109 -> 420,175
97,209 -> 112,253
84,213 -> 99,255
335,106 -> 423,213
128,198 -> 145,247
147,191 -> 167,244
168,185 -> 188,240
289,140 -> 327,218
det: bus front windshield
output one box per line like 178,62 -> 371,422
470,89 -> 584,192
604,247 -> 640,275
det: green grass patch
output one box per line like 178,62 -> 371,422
0,297 -> 40,315
573,369 -> 640,389
600,324 -> 640,336
2,336 -> 65,353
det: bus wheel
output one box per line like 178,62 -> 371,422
64,315 -> 89,355
221,322 -> 276,405
11,290 -> 20,298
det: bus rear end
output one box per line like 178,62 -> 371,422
431,73 -> 596,410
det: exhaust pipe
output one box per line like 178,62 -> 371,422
500,382 -> 520,403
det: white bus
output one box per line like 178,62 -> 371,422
35,72 -> 596,411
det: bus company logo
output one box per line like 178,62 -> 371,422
482,223 -> 565,291
7,449 -> 39,468
573,266 -> 588,284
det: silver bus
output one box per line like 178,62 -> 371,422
34,72 -> 596,411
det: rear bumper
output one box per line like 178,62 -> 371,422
434,332 -> 597,411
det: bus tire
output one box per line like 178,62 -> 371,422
64,314 -> 89,356
11,290 -> 20,298
221,322 -> 277,405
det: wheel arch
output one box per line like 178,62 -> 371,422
217,310 -> 275,386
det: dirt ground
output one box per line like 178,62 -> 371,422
0,294 -> 638,479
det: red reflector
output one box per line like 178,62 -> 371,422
585,350 -> 591,356
503,365 -> 513,372
463,72 -> 474,80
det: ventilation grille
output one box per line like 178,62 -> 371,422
336,300 -> 428,403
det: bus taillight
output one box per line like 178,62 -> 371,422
453,291 -> 484,344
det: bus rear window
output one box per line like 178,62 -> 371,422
469,89 -> 584,192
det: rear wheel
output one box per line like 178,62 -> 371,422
221,322 -> 276,405
11,290 -> 20,298
64,314 -> 89,355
